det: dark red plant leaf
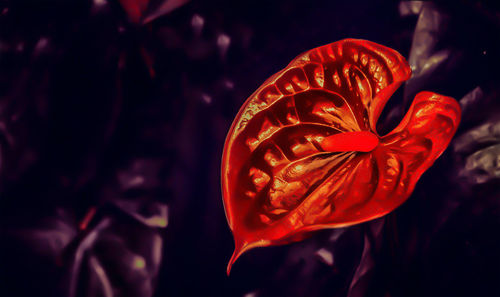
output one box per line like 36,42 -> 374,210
221,39 -> 461,274
119,0 -> 150,23
118,0 -> 190,24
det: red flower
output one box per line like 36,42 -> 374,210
221,39 -> 461,274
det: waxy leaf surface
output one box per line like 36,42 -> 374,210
221,39 -> 461,274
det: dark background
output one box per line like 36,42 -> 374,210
0,0 -> 500,296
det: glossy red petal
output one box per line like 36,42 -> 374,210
378,91 -> 462,196
221,39 -> 460,274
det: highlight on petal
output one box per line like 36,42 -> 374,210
221,39 -> 461,274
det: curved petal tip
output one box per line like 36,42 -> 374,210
226,241 -> 247,276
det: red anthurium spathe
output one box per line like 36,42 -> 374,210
221,39 -> 461,275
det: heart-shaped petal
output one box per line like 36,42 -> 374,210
221,39 -> 461,274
